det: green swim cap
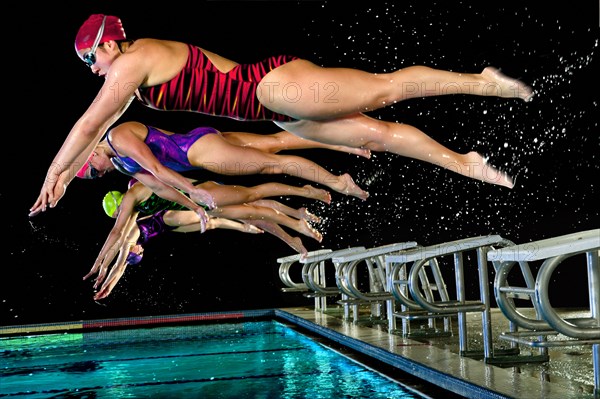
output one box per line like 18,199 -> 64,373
102,191 -> 124,217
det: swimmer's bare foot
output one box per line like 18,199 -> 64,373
457,152 -> 514,189
299,207 -> 321,224
482,67 -> 534,102
288,237 -> 308,258
299,219 -> 323,242
303,185 -> 332,204
336,173 -> 369,200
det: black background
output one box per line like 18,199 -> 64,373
3,1 -> 598,326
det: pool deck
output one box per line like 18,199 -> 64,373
276,306 -> 598,399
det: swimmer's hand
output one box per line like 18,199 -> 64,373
94,261 -> 128,300
190,187 -> 216,210
29,180 -> 67,217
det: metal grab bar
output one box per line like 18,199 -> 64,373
388,256 -> 450,310
386,257 -> 454,338
493,259 -> 550,331
330,242 -> 418,323
488,228 -> 600,338
332,242 -> 418,302
336,258 -> 393,301
487,228 -> 600,393
277,249 -> 331,292
536,252 -> 600,339
386,235 -> 521,362
277,247 -> 368,313
409,257 -> 486,313
302,247 -> 366,296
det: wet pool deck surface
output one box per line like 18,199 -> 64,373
277,306 -> 597,399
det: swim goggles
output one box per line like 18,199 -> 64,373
82,16 -> 107,67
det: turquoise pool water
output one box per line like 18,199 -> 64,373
0,319 -> 430,398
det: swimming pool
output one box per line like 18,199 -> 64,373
0,313 -> 431,398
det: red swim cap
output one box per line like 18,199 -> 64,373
74,14 -> 126,51
76,160 -> 91,179
75,153 -> 94,179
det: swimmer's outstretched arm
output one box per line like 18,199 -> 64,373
31,63 -> 137,216
93,232 -> 139,300
84,207 -> 139,288
29,169 -> 72,217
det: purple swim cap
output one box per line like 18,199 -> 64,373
126,251 -> 144,265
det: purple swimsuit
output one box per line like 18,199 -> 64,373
137,210 -> 175,245
126,209 -> 176,265
114,124 -> 217,265
108,125 -> 218,174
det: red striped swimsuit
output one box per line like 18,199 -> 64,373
136,44 -> 298,122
